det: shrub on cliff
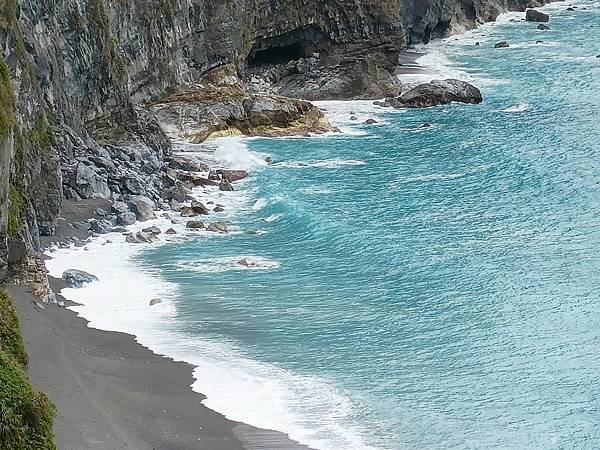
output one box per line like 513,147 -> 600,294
0,290 -> 56,449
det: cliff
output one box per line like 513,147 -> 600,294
0,0 -> 545,289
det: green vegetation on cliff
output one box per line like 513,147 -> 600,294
0,290 -> 55,449
0,58 -> 15,141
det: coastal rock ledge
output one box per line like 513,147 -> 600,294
375,79 -> 483,109
150,76 -> 336,143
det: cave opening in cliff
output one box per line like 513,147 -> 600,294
247,42 -> 305,67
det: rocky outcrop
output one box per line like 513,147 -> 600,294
376,79 -> 483,108
150,80 -> 335,143
526,9 -> 550,22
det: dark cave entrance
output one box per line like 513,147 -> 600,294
248,42 -> 305,67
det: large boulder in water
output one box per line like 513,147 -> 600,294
526,9 -> 549,22
128,195 -> 156,221
379,79 -> 482,109
62,269 -> 98,288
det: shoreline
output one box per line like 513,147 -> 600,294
10,278 -> 309,450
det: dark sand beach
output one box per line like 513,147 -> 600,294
10,283 -> 309,450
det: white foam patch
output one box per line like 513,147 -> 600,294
314,100 -> 405,132
175,256 -> 281,273
273,159 -> 366,169
262,213 -> 282,223
299,186 -> 333,195
502,102 -> 529,113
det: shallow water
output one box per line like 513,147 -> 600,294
51,3 -> 600,449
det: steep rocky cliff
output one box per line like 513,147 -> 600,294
0,0 -> 547,291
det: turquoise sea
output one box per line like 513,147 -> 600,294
137,3 -> 600,449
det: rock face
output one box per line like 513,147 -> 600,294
62,269 -> 98,288
377,79 -> 483,109
526,9 -> 550,22
150,85 -> 335,143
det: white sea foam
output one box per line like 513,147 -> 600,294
262,213 -> 282,223
273,159 -> 366,169
502,102 -> 529,113
299,186 -> 333,195
175,256 -> 281,273
314,100 -> 405,132
46,236 -> 375,450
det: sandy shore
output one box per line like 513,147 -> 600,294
12,197 -> 310,449
10,282 -> 309,449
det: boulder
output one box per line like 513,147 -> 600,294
208,171 -> 221,181
207,222 -> 229,234
117,211 -> 137,226
135,231 -> 158,243
180,206 -> 196,217
123,176 -> 144,195
380,79 -> 482,109
142,226 -> 161,235
526,9 -> 549,22
216,169 -> 248,182
537,24 -> 550,30
494,41 -> 510,48
149,298 -> 162,306
161,185 -> 193,203
62,269 -> 98,288
191,200 -> 210,215
165,228 -> 177,235
70,163 -> 110,199
129,195 -> 156,221
90,219 -> 112,234
364,118 -> 378,124
186,220 -> 205,229
219,179 -> 234,192
213,205 -> 225,213
111,201 -> 129,215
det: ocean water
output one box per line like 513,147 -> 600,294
47,2 -> 600,449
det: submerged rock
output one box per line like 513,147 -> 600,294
141,226 -> 161,235
62,269 -> 98,288
239,258 -> 259,267
219,179 -> 235,192
207,222 -> 229,234
191,200 -> 209,215
186,220 -> 205,229
149,298 -> 162,306
364,118 -> 378,124
377,79 -> 482,109
216,169 -> 248,182
494,41 -> 510,48
537,24 -> 550,30
526,9 -> 549,22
